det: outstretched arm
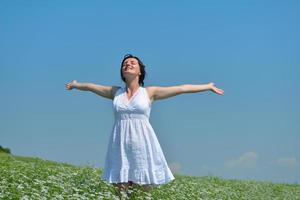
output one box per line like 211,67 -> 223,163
148,82 -> 224,101
65,80 -> 120,100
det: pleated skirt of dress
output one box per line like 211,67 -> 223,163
101,117 -> 175,185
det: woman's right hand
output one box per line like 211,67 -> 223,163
208,82 -> 224,95
65,80 -> 78,90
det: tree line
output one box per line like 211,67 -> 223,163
0,145 -> 11,154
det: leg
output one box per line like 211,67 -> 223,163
113,181 -> 132,191
141,184 -> 153,193
113,182 -> 132,197
131,182 -> 153,193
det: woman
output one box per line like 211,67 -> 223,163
65,54 -> 224,197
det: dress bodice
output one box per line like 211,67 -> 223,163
113,86 -> 152,120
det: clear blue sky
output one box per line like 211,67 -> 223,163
1,1 -> 299,184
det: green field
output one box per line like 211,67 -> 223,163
0,152 -> 299,200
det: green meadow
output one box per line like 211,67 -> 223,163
0,152 -> 299,200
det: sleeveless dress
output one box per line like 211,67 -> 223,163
101,86 -> 175,185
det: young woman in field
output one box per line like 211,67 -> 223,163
65,54 -> 224,197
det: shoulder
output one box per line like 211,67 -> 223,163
112,86 -> 123,97
144,86 -> 155,94
144,86 -> 157,101
144,85 -> 183,101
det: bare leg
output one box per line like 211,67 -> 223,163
113,182 -> 132,197
113,181 -> 153,199
141,184 -> 153,192
131,182 -> 153,193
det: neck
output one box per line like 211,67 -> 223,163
125,78 -> 140,92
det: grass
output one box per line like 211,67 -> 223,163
0,152 -> 299,199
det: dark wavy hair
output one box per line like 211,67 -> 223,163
120,54 -> 147,86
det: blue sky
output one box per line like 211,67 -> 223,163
1,0 -> 299,184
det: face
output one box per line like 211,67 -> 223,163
122,57 -> 141,76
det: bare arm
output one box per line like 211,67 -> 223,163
65,80 -> 120,100
147,82 -> 224,101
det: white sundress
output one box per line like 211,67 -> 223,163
101,86 -> 175,185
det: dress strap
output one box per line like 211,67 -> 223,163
142,87 -> 152,106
